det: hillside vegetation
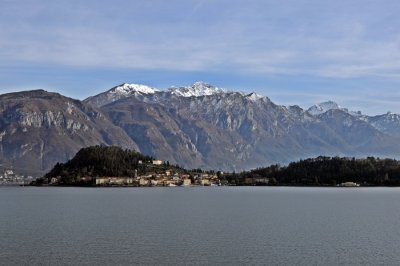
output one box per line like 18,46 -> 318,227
39,146 -> 157,185
239,156 -> 400,186
37,146 -> 400,186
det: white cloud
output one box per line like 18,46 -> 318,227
2,0 -> 400,115
1,0 -> 400,80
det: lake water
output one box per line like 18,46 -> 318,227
1,187 -> 400,265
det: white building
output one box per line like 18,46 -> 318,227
152,160 -> 163,165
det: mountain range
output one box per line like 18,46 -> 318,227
1,82 -> 400,175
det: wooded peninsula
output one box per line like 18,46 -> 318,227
34,146 -> 400,186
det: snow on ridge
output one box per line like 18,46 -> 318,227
169,81 -> 226,97
380,112 -> 400,122
307,101 -> 344,115
111,83 -> 158,95
246,92 -> 264,101
109,81 -> 267,100
307,101 -> 374,120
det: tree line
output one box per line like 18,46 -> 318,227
37,146 -> 400,186
223,156 -> 400,186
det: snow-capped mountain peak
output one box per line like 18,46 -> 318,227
246,92 -> 264,101
169,81 -> 226,97
307,101 -> 344,115
110,83 -> 158,95
383,112 -> 400,121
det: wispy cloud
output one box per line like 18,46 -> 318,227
1,0 -> 400,114
2,0 -> 399,78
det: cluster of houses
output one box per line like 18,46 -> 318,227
0,169 -> 35,185
92,171 -> 273,187
45,160 -> 274,186
94,170 -> 223,187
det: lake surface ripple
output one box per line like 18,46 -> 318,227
1,187 -> 400,265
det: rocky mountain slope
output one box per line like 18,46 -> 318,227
0,90 -> 137,175
2,82 -> 400,174
86,82 -> 400,171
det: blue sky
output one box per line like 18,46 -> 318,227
1,0 -> 400,114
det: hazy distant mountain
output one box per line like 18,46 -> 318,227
307,100 -> 400,137
307,101 -> 345,115
0,90 -> 137,175
365,112 -> 400,137
2,82 -> 400,174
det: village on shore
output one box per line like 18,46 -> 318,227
39,159 -> 360,187
0,169 -> 35,186
28,146 -> 392,187
42,159 -> 271,187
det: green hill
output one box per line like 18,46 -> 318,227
37,146 -> 165,185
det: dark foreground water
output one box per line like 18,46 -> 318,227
1,187 -> 400,265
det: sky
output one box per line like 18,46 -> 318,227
1,0 -> 400,115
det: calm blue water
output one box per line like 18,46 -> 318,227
1,186 -> 400,265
